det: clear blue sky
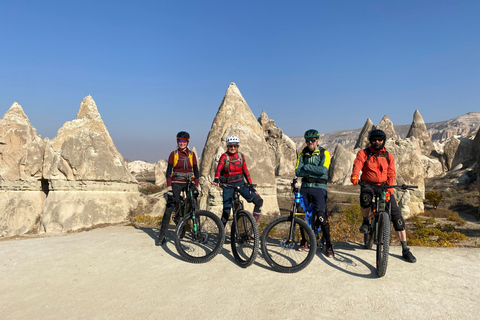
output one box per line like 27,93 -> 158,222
1,1 -> 478,162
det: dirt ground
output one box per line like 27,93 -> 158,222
1,225 -> 479,320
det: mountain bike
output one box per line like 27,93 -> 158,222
174,177 -> 224,264
360,181 -> 418,277
260,177 -> 318,273
219,183 -> 260,268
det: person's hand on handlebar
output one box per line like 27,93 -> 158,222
212,178 -> 220,187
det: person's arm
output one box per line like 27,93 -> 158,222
386,153 -> 396,194
241,153 -> 253,184
295,153 -> 307,177
192,152 -> 200,187
302,150 -> 331,177
165,152 -> 175,189
212,154 -> 226,186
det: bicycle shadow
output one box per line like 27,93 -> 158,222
316,241 -> 377,278
221,236 -> 272,270
131,225 -> 185,260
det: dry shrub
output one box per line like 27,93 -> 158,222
423,208 -> 459,218
131,214 -> 162,228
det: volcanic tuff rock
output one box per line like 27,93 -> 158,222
376,115 -> 397,141
473,129 -> 480,215
443,137 -> 476,171
328,144 -> 355,185
0,103 -> 46,236
406,110 -> 435,155
39,96 -> 139,233
354,118 -> 375,150
258,110 -> 297,176
385,138 -> 425,216
199,83 -> 279,215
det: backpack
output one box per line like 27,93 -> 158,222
173,150 -> 193,168
362,147 -> 390,168
223,152 -> 243,173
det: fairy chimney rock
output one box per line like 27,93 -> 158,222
355,118 -> 374,149
376,115 -> 397,141
406,110 -> 435,155
199,83 -> 278,215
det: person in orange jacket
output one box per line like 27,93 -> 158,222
351,129 -> 416,263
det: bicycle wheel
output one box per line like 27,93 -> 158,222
175,210 -> 225,264
261,216 -> 316,273
231,210 -> 259,268
364,217 -> 374,249
376,211 -> 391,277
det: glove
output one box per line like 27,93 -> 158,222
213,178 -> 219,184
386,189 -> 392,201
249,185 -> 256,194
351,176 -> 359,186
166,191 -> 174,201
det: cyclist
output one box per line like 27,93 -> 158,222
156,131 -> 199,246
295,129 -> 334,257
350,129 -> 416,263
211,135 -> 263,225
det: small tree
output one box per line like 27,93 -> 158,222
425,189 -> 443,209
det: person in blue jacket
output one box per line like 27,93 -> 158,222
295,129 -> 333,257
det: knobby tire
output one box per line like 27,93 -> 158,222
230,210 -> 259,268
174,210 -> 224,264
376,211 -> 391,277
261,216 -> 316,273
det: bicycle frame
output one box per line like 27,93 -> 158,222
292,177 -> 322,235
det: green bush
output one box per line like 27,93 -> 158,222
425,190 -> 443,208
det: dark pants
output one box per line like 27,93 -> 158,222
360,184 -> 405,231
222,180 -> 262,224
300,186 -> 331,243
158,183 -> 186,239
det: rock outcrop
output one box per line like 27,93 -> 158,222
385,139 -> 425,216
443,137 -> 476,171
406,110 -> 435,155
0,103 -> 46,237
39,96 -> 139,233
199,83 -> 279,215
154,159 -> 168,187
258,110 -> 297,176
329,144 -> 355,185
376,115 -> 397,140
354,118 -> 374,150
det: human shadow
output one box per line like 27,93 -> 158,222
131,225 -> 185,260
316,241 -> 377,278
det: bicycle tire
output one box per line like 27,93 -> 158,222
230,210 -> 259,268
364,216 -> 374,249
261,216 -> 316,273
174,210 -> 224,264
376,211 -> 391,277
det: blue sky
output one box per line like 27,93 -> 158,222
1,1 -> 478,162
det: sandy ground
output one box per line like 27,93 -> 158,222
1,225 -> 479,320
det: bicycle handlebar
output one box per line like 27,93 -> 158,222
359,180 -> 418,191
219,183 -> 256,189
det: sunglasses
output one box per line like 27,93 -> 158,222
305,138 -> 317,143
371,138 -> 384,142
227,145 -> 238,148
177,139 -> 188,143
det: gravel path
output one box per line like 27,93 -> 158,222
1,225 -> 479,320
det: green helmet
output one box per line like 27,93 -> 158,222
304,129 -> 319,139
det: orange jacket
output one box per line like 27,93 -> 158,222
351,146 -> 395,186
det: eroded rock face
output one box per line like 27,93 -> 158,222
199,83 -> 279,215
0,102 -> 46,237
406,110 -> 435,155
376,115 -> 397,140
258,110 -> 297,176
39,96 -> 139,233
474,129 -> 480,216
329,144 -> 355,185
154,159 -> 168,187
385,139 -> 425,216
443,137 -> 476,171
355,118 -> 374,150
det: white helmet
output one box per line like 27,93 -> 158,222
226,135 -> 240,145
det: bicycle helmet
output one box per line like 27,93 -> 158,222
177,131 -> 190,140
304,129 -> 319,139
368,129 -> 386,150
226,135 -> 240,145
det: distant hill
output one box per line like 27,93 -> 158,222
292,112 -> 480,151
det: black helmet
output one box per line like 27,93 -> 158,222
304,129 -> 319,139
176,131 -> 190,140
368,129 -> 386,150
